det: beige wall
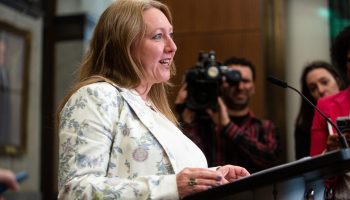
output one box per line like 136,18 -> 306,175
285,0 -> 330,161
0,4 -> 43,195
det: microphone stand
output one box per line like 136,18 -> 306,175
267,76 -> 349,149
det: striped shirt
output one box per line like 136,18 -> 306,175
181,111 -> 280,173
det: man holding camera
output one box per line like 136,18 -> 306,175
175,56 -> 280,173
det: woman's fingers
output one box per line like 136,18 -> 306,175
176,166 -> 250,198
217,165 -> 250,182
176,167 -> 223,198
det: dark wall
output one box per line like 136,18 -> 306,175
0,0 -> 43,17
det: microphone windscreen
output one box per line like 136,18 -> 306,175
267,76 -> 288,88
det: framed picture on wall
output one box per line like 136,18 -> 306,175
0,20 -> 31,155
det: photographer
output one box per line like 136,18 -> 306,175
175,56 -> 280,173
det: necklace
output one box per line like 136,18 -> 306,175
145,99 -> 153,107
145,99 -> 158,112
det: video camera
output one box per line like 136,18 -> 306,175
185,51 -> 241,111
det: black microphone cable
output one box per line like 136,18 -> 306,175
267,75 -> 349,149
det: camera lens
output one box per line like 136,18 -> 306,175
207,66 -> 219,79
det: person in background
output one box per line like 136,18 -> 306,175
0,168 -> 19,199
310,26 -> 350,156
294,61 -> 343,160
310,25 -> 350,200
175,56 -> 280,173
57,1 -> 250,199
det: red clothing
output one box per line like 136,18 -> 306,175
310,87 -> 350,156
181,111 -> 280,173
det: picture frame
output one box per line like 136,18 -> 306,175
0,20 -> 31,155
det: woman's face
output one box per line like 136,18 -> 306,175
134,7 -> 177,86
306,68 -> 340,101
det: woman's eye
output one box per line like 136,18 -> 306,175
152,33 -> 162,40
321,79 -> 329,85
170,32 -> 174,39
308,85 -> 316,92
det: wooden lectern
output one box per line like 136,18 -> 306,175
184,149 -> 350,200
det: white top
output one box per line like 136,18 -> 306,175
141,94 -> 208,172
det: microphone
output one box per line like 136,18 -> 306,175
267,75 -> 349,149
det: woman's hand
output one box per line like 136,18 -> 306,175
216,165 -> 250,183
176,167 -> 223,198
326,132 -> 350,152
326,135 -> 340,152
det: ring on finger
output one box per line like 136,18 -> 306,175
188,177 -> 197,187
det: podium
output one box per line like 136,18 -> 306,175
184,149 -> 350,200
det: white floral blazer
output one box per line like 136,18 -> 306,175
58,82 -> 207,200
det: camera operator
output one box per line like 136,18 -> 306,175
175,56 -> 280,173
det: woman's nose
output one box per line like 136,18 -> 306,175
317,85 -> 326,97
166,38 -> 177,53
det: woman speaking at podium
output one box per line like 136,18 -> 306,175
56,0 -> 250,199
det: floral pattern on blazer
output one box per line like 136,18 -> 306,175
58,82 -> 207,200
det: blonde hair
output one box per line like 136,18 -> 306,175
58,0 -> 178,124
